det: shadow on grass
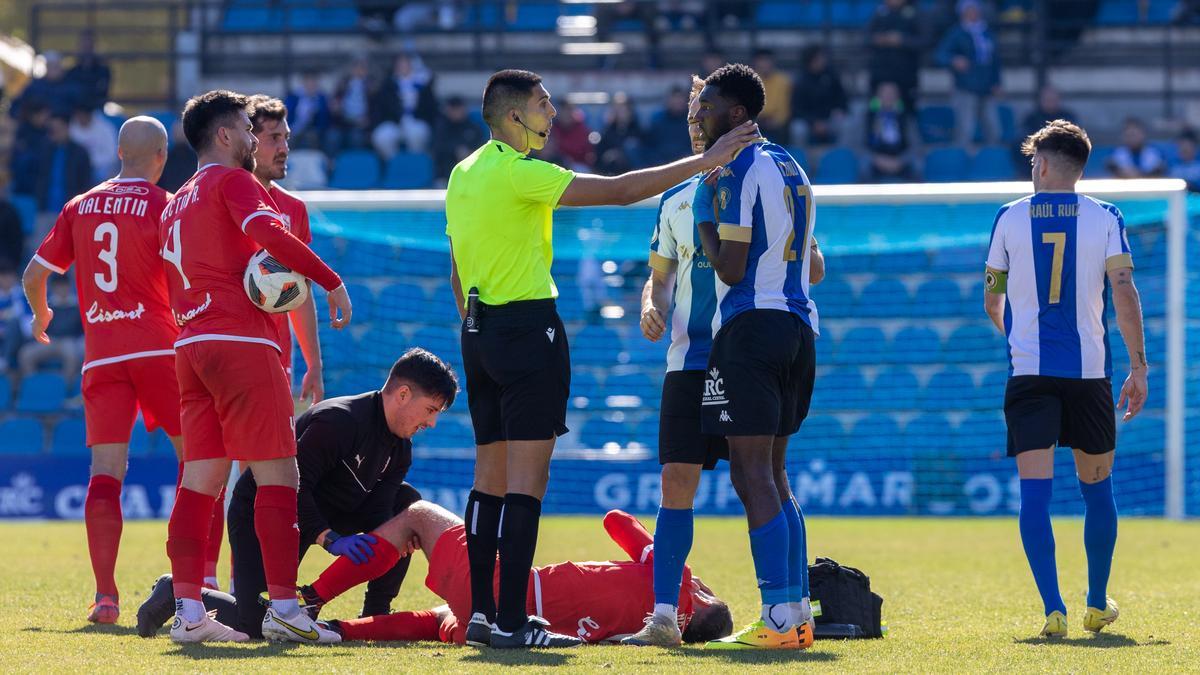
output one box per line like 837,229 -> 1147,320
458,647 -> 574,667
167,641 -> 330,659
22,624 -> 139,637
685,648 -> 838,663
1012,633 -> 1166,649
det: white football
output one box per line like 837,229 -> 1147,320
244,249 -> 308,313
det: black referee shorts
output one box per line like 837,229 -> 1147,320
1004,375 -> 1116,456
460,298 -> 570,445
660,370 -> 729,469
701,309 -> 815,438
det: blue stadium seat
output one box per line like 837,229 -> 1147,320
904,412 -> 955,447
955,412 -> 1007,456
571,324 -> 622,365
375,281 -> 428,321
50,417 -> 87,455
968,146 -> 1016,181
342,282 -> 375,322
835,327 -> 888,365
870,367 -> 920,410
580,416 -> 632,449
128,421 -> 166,457
0,378 -> 9,409
959,280 -> 985,315
510,1 -> 559,29
794,414 -> 845,453
978,369 -> 1009,406
10,194 -> 38,234
632,415 -> 658,447
222,3 -> 280,31
830,0 -> 875,26
622,337 -> 668,366
996,104 -> 1017,143
1096,0 -> 1140,23
849,415 -> 902,452
382,152 -> 434,189
329,150 -> 381,190
605,371 -> 659,409
872,246 -> 929,274
757,1 -> 823,27
889,326 -> 942,364
814,279 -> 854,319
410,325 -> 460,359
853,278 -> 910,317
0,417 -> 44,454
784,147 -> 810,173
920,367 -> 976,411
570,370 -> 604,409
813,367 -> 871,409
422,417 -> 474,449
911,278 -> 962,317
836,254 -> 875,274
930,244 -> 986,273
282,0 -> 358,31
917,106 -> 955,144
15,374 -> 66,413
816,147 -> 859,184
944,323 -> 1006,364
1085,145 -> 1114,178
924,148 -> 970,183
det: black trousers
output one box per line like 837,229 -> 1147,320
227,469 -> 422,637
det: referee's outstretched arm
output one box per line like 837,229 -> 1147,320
558,121 -> 760,207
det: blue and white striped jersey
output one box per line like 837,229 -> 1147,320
710,142 -> 819,335
985,192 -> 1133,378
649,175 -> 717,372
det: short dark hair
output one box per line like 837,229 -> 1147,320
181,89 -> 250,153
1021,119 -> 1091,175
1179,128 -> 1196,144
481,69 -> 542,128
704,63 -> 765,119
383,347 -> 459,408
682,600 -> 734,643
247,94 -> 288,133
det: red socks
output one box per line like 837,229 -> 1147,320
312,536 -> 400,602
338,610 -> 441,642
85,475 -> 123,599
203,486 -> 226,579
254,485 -> 300,600
166,487 -> 215,601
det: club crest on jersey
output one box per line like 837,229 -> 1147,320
107,184 -> 150,196
718,187 -> 730,211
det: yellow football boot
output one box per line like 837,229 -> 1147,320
1083,597 -> 1119,633
1040,610 -> 1067,638
705,620 -> 800,650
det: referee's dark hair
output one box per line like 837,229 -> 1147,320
481,69 -> 542,128
1021,119 -> 1091,175
247,94 -> 288,133
182,89 -> 250,154
704,63 -> 766,119
383,347 -> 459,408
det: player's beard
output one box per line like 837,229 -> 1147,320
240,145 -> 257,173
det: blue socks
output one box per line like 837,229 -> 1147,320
749,509 -> 791,606
1018,478 -> 1066,616
652,507 -> 694,607
1079,476 -> 1118,609
781,498 -> 808,602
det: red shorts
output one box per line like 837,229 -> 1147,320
175,339 -> 297,462
425,524 -> 472,635
81,354 -> 182,445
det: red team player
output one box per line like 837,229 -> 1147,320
298,502 -> 735,645
160,90 -> 351,644
21,117 -> 187,624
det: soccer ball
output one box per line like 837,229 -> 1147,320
244,249 -> 308,313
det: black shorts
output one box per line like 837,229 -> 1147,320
660,370 -> 729,469
701,309 -> 816,437
460,298 -> 570,445
1004,375 -> 1115,456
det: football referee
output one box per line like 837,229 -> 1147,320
445,68 -> 759,649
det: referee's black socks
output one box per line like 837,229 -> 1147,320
496,492 -> 542,633
465,489 -> 504,623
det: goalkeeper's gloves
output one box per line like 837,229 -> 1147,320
323,531 -> 378,565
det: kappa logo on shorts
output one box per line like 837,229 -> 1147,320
702,368 -> 728,406
720,410 -> 733,423
546,327 -> 556,343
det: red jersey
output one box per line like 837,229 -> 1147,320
159,164 -> 340,351
34,177 -> 178,371
266,183 -> 312,373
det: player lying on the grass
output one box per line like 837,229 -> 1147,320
136,504 -> 732,644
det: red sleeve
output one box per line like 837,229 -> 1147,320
295,202 -> 312,245
224,173 -> 341,291
33,208 -> 76,274
602,510 -> 654,563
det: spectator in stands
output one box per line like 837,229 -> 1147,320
643,86 -> 692,165
286,72 -> 333,151
0,262 -> 30,375
9,100 -> 51,197
393,1 -> 460,32
1015,85 -> 1078,169
936,0 -> 1003,147
17,274 -> 82,380
596,1 -> 661,68
865,82 -> 915,182
371,52 -> 437,159
753,49 -> 793,145
700,48 -> 726,79
34,114 -> 92,217
1107,117 -> 1166,178
432,95 -> 485,185
1172,0 -> 1200,23
331,56 -> 375,152
866,0 -> 923,118
1169,129 -> 1200,192
68,104 -> 118,182
158,121 -> 197,193
356,0 -> 403,32
595,91 -> 645,175
0,182 -> 24,269
11,51 -> 80,118
66,31 -> 111,110
543,102 -> 596,172
793,45 -> 848,146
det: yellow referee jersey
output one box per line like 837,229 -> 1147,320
445,140 -> 576,307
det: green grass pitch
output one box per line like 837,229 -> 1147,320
2,517 -> 1197,672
